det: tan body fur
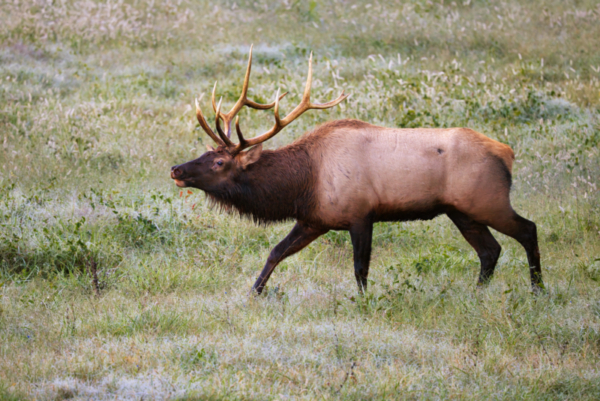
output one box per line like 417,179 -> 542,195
296,120 -> 515,230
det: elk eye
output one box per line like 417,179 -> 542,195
216,160 -> 223,166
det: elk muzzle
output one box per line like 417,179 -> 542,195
170,165 -> 187,187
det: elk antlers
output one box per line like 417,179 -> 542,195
195,46 -> 348,154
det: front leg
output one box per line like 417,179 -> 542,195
349,218 -> 374,293
251,222 -> 327,295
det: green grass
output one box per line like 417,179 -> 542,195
1,0 -> 599,399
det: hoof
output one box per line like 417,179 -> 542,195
532,282 -> 546,296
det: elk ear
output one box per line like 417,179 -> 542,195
206,144 -> 216,152
237,144 -> 262,169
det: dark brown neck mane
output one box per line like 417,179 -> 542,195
206,144 -> 316,224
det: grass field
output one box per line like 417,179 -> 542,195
1,0 -> 600,399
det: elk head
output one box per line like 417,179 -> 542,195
170,46 -> 348,191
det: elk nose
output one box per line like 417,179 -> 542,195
171,166 -> 182,179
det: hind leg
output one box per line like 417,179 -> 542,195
349,218 -> 374,293
447,211 -> 502,286
473,209 -> 543,292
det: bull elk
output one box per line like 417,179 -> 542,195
171,47 -> 543,294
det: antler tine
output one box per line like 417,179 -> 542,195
211,81 -> 218,113
302,52 -> 314,102
241,44 -> 253,100
220,44 -> 254,130
246,91 -> 288,110
273,88 -> 283,128
215,98 -> 234,147
214,97 -> 222,126
234,116 -> 248,146
233,55 -> 348,152
195,96 -> 225,146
